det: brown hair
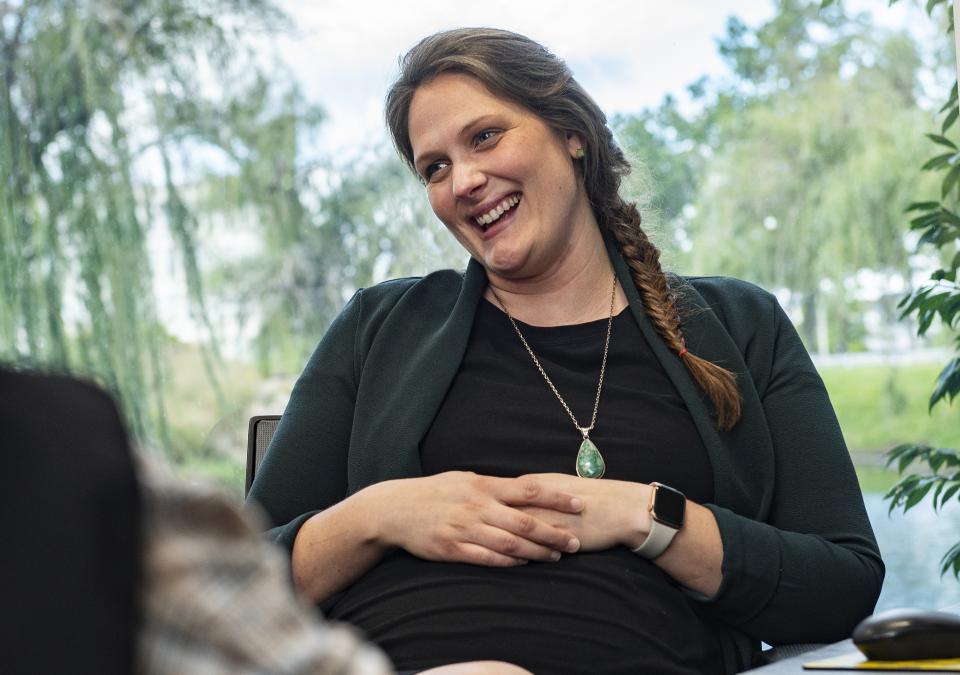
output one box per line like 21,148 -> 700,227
386,28 -> 741,430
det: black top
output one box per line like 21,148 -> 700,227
326,301 -> 722,674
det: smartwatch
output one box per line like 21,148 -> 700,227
632,482 -> 686,560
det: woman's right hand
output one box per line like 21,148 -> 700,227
368,471 -> 584,566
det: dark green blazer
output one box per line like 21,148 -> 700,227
248,237 -> 883,673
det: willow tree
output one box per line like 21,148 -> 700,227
689,62 -> 934,352
676,2 -> 935,352
205,145 -> 466,375
0,0 -> 300,453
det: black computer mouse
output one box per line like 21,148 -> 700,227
852,608 -> 960,661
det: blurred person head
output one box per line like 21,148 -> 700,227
385,28 -> 740,429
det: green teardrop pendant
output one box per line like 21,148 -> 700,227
576,437 -> 606,479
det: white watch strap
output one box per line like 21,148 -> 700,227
631,516 -> 679,560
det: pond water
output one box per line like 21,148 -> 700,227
864,493 -> 960,612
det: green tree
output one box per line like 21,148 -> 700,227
690,60 -> 933,351
0,0 -> 303,455
615,95 -> 705,231
206,147 -> 465,374
616,0 -> 936,352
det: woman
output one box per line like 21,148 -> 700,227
248,28 -> 883,674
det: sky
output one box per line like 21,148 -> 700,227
270,0 -> 925,162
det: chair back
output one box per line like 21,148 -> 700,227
245,415 -> 281,496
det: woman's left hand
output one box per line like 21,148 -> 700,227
517,473 -> 651,552
520,473 -> 725,596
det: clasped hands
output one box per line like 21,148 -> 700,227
371,471 -> 652,567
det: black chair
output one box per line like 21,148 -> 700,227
246,414 -> 281,496
0,369 -> 141,674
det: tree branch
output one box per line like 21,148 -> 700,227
2,1 -> 30,91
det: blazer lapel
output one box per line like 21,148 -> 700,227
348,262 -> 486,492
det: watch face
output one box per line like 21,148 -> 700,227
653,483 -> 686,529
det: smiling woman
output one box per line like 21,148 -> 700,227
246,27 -> 884,675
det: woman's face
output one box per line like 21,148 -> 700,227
407,72 -> 594,284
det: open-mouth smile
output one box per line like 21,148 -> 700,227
474,193 -> 521,231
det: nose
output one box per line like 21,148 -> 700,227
451,159 -> 486,200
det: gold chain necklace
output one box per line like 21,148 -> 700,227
488,272 -> 618,479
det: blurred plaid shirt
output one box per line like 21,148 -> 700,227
137,476 -> 392,675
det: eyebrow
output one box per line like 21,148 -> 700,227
458,114 -> 492,138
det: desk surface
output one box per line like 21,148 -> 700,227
745,640 -> 861,674
744,604 -> 960,674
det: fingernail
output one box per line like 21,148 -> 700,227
566,538 -> 580,553
570,497 -> 584,510
549,551 -> 562,562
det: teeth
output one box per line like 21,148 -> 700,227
475,194 -> 520,227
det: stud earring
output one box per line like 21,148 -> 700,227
574,147 -> 585,159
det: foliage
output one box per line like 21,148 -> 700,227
0,0 -> 302,455
898,87 -> 960,389
614,97 -> 705,229
821,0 -> 960,580
884,444 -> 960,578
203,147 -> 465,374
615,0 -> 937,353
0,0 -> 469,465
689,67 -> 931,352
888,0 -> 960,582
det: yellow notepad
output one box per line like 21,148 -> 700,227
804,652 -> 960,671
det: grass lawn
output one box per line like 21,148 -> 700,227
855,464 -> 900,494
821,361 -> 957,497
819,362 -> 960,458
160,341 -> 264,490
